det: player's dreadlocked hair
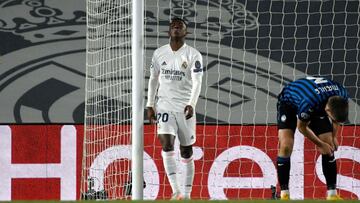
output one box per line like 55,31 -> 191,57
328,96 -> 349,123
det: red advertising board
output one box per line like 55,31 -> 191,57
0,125 -> 359,200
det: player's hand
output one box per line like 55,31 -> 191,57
147,107 -> 157,124
318,142 -> 334,155
184,105 -> 193,120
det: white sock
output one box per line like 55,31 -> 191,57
281,190 -> 289,196
181,156 -> 194,199
327,189 -> 337,196
161,150 -> 180,194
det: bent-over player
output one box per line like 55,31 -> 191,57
276,77 -> 349,200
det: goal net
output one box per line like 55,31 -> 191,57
82,0 -> 360,200
81,0 -> 133,200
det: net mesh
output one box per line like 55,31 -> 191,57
81,0 -> 133,200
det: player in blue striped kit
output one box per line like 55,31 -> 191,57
276,77 -> 349,200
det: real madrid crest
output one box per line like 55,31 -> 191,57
181,61 -> 188,69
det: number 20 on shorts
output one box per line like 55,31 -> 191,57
157,113 -> 169,122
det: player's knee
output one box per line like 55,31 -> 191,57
162,144 -> 174,152
281,145 -> 292,156
279,137 -> 294,156
160,139 -> 174,151
180,145 -> 193,158
159,134 -> 175,152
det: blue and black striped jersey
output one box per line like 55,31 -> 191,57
278,77 -> 349,121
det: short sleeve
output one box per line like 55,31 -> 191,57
297,100 -> 312,121
340,85 -> 349,101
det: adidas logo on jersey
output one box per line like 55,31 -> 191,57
162,61 -> 167,65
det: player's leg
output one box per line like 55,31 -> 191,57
319,133 -> 341,200
177,113 -> 196,199
157,111 -> 182,199
159,134 -> 182,199
277,129 -> 294,200
180,145 -> 194,199
309,117 -> 342,200
276,101 -> 297,200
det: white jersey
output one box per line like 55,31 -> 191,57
146,43 -> 203,112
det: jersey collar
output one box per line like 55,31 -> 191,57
169,43 -> 187,53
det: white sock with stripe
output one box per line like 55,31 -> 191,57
181,156 -> 194,199
161,150 -> 180,194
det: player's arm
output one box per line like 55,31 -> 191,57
185,52 -> 203,119
297,119 -> 333,155
146,55 -> 160,124
332,121 -> 340,151
297,119 -> 323,147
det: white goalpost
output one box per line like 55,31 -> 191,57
81,0 -> 360,200
131,0 -> 144,200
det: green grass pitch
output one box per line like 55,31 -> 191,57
3,200 -> 360,203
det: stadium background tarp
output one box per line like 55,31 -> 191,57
0,0 -> 359,124
0,125 -> 359,200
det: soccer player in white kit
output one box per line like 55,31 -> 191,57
146,17 -> 203,200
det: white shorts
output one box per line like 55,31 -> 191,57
156,109 -> 196,146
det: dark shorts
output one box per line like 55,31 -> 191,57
277,101 -> 333,135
